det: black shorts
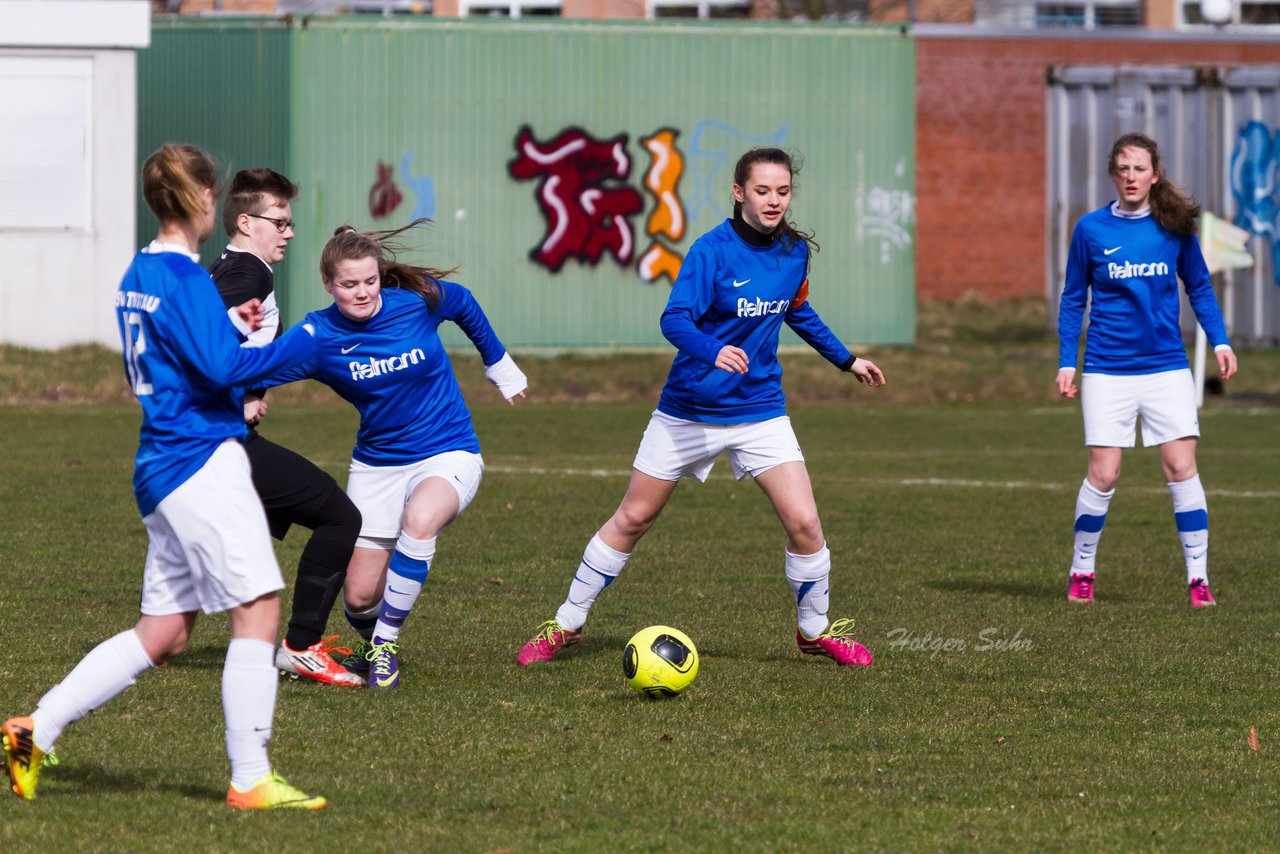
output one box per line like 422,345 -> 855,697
244,431 -> 341,540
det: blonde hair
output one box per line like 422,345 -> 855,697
141,143 -> 218,234
320,219 -> 458,312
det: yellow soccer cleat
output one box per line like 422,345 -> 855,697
3,716 -> 45,800
226,771 -> 327,810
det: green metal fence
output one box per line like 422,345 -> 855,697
141,17 -> 915,351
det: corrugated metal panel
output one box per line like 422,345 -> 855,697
1221,66 -> 1280,344
1047,64 -> 1280,345
138,19 -> 294,289
142,19 -> 915,351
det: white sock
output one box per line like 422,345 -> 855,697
223,638 -> 277,790
1071,479 -> 1114,576
1169,474 -> 1209,584
555,534 -> 628,632
786,545 -> 831,639
31,629 -> 154,753
372,535 -> 435,643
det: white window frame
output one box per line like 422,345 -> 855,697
1179,0 -> 1280,27
1032,0 -> 1142,28
646,0 -> 751,18
458,0 -> 560,16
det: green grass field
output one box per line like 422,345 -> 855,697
1,384 -> 1278,851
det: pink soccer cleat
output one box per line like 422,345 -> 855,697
797,618 -> 873,667
517,620 -> 582,666
1188,580 -> 1216,609
1067,573 -> 1095,604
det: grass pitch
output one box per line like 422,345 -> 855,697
1,388 -> 1277,852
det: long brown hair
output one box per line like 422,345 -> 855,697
732,147 -> 819,254
319,218 -> 458,312
1108,132 -> 1200,236
141,143 -> 218,234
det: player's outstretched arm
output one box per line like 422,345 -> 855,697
848,357 -> 885,387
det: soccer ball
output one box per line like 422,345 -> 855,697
623,625 -> 699,698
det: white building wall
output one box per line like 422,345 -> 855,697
0,1 -> 149,350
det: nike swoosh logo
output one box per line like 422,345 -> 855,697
733,279 -> 751,287
341,344 -> 361,354
388,587 -> 409,596
376,676 -> 397,687
1103,246 -> 1122,256
1081,542 -> 1096,549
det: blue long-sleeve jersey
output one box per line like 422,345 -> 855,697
264,283 -> 508,466
1058,203 -> 1230,375
116,245 -> 317,515
658,219 -> 853,423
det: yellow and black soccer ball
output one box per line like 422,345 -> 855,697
623,625 -> 699,698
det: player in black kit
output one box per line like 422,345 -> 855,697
210,169 -> 365,687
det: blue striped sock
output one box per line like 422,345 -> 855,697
373,550 -> 429,644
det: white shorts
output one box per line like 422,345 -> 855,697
633,411 -> 805,483
140,440 -> 284,616
1081,369 -> 1199,448
346,451 -> 484,543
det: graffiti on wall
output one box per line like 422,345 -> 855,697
510,121 -> 789,284
362,120 -> 912,287
637,128 -> 686,284
368,155 -> 437,222
368,160 -> 403,219
1229,120 -> 1280,284
508,125 -> 645,273
857,155 -> 914,267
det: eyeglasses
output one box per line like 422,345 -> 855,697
246,213 -> 295,233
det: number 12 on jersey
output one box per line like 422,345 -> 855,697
122,311 -> 154,397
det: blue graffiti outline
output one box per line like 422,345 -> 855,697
1228,120 -> 1280,285
684,120 -> 789,224
401,150 -> 436,222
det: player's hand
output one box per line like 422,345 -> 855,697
505,390 -> 526,407
849,357 -> 885,387
235,298 -> 265,332
1217,347 -> 1238,381
244,397 -> 268,426
1057,367 -> 1077,399
715,345 -> 749,374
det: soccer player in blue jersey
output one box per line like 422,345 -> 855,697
517,147 -> 885,668
262,222 -> 528,689
1057,132 -> 1238,608
2,144 -> 326,808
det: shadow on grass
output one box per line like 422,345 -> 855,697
163,644 -> 232,670
924,578 -> 1062,599
44,762 -> 223,803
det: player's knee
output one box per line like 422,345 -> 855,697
314,488 -> 362,542
787,514 -> 824,552
613,504 -> 659,539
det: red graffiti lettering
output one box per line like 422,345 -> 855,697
509,126 -> 644,273
368,161 -> 403,220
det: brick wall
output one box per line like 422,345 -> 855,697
916,34 -> 1280,299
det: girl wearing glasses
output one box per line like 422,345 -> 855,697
261,220 -> 527,689
211,169 -> 365,688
